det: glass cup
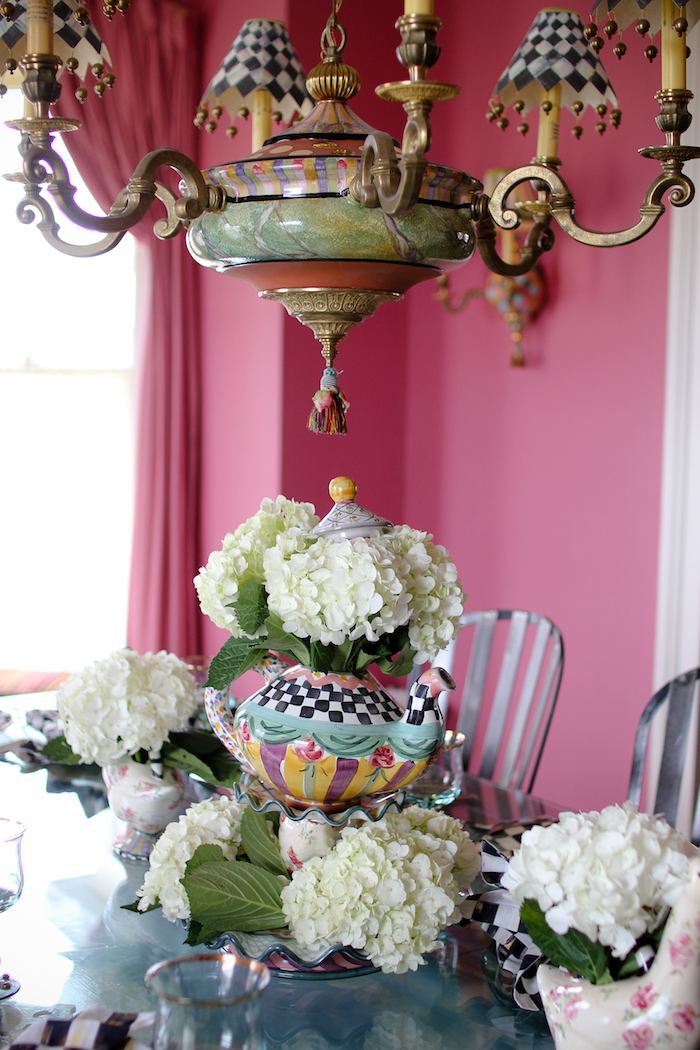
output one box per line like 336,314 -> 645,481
403,731 -> 465,808
145,953 -> 270,1050
0,817 -> 25,1000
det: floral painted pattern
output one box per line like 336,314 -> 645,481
669,932 -> 694,970
368,744 -> 396,769
293,737 -> 325,763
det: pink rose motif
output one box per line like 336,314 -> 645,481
238,720 -> 252,744
287,847 -> 303,870
669,932 -> 694,969
672,1007 -> 697,1033
563,1000 -> 581,1021
368,744 -> 396,769
630,984 -> 656,1010
293,737 -> 324,763
622,1022 -> 655,1050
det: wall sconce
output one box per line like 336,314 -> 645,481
435,172 -> 547,366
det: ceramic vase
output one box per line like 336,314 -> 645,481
537,857 -> 700,1050
102,756 -> 186,861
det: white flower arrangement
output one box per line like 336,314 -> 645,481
137,795 -> 247,920
501,801 -> 698,983
281,808 -> 480,973
194,496 -> 318,636
56,649 -> 199,766
195,494 -> 463,685
133,800 -> 478,975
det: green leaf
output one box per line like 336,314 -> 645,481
264,613 -> 310,666
121,899 -> 160,913
233,578 -> 269,636
161,745 -> 219,783
375,642 -> 417,678
40,734 -> 83,765
184,919 -> 227,947
310,640 -> 336,673
182,860 -> 286,932
240,807 -> 289,878
164,732 -> 242,788
206,636 -> 270,690
186,843 -> 228,874
520,899 -> 612,984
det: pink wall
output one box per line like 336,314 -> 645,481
194,1 -> 671,811
403,0 -> 668,810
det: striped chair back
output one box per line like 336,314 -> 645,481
627,667 -> 700,846
410,609 -> 564,792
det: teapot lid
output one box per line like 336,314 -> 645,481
312,477 -> 393,539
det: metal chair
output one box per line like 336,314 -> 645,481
627,667 -> 700,846
410,610 -> 564,792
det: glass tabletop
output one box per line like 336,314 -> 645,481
0,703 -> 559,1050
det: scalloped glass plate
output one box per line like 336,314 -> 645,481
233,776 -> 404,826
208,929 -> 380,980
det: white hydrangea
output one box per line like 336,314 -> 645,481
503,801 -> 698,958
136,795 -> 247,920
263,526 -> 463,660
264,531 -> 412,647
281,806 -> 479,974
56,650 -> 199,766
194,496 -> 318,636
388,526 -> 464,662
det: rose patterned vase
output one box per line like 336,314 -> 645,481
205,664 -> 455,812
102,756 -> 187,861
537,857 -> 700,1050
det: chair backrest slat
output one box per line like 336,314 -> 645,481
456,611 -> 498,767
654,672 -> 698,827
479,611 -> 530,780
499,616 -> 553,788
515,631 -> 563,790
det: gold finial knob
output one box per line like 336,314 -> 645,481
329,476 -> 357,503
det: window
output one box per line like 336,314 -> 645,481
0,90 -> 137,670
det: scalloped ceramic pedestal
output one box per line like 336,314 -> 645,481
537,858 -> 700,1050
102,756 -> 186,861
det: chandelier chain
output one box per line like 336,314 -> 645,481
321,0 -> 345,57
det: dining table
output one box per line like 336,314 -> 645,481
0,692 -> 564,1050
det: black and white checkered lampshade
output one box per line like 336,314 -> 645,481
201,19 -> 312,124
494,8 -> 618,115
589,0 -> 698,37
0,0 -> 110,83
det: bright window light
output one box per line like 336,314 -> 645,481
0,90 -> 137,671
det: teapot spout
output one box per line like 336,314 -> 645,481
403,666 -> 455,725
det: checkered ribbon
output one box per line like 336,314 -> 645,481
589,0 -> 699,36
11,1008 -> 154,1050
200,19 -> 311,124
462,840 -> 545,1012
0,0 -> 110,82
493,8 -> 617,116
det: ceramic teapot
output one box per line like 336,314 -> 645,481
205,662 -> 454,810
204,478 -> 456,810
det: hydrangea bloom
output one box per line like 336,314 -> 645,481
503,801 -> 698,958
263,525 -> 463,661
194,496 -> 318,635
281,806 -> 480,973
56,649 -> 198,766
137,795 -> 247,920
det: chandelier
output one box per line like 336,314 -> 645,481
2,0 -> 698,431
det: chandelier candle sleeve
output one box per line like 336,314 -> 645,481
26,0 -> 53,56
537,84 -> 561,162
405,0 -> 434,14
252,88 -> 272,152
661,0 -> 686,90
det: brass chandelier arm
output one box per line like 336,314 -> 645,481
473,196 -> 555,276
20,144 -> 224,237
488,160 -> 697,250
350,128 -> 428,216
15,181 -> 126,256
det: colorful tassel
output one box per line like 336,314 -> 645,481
308,367 -> 349,434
